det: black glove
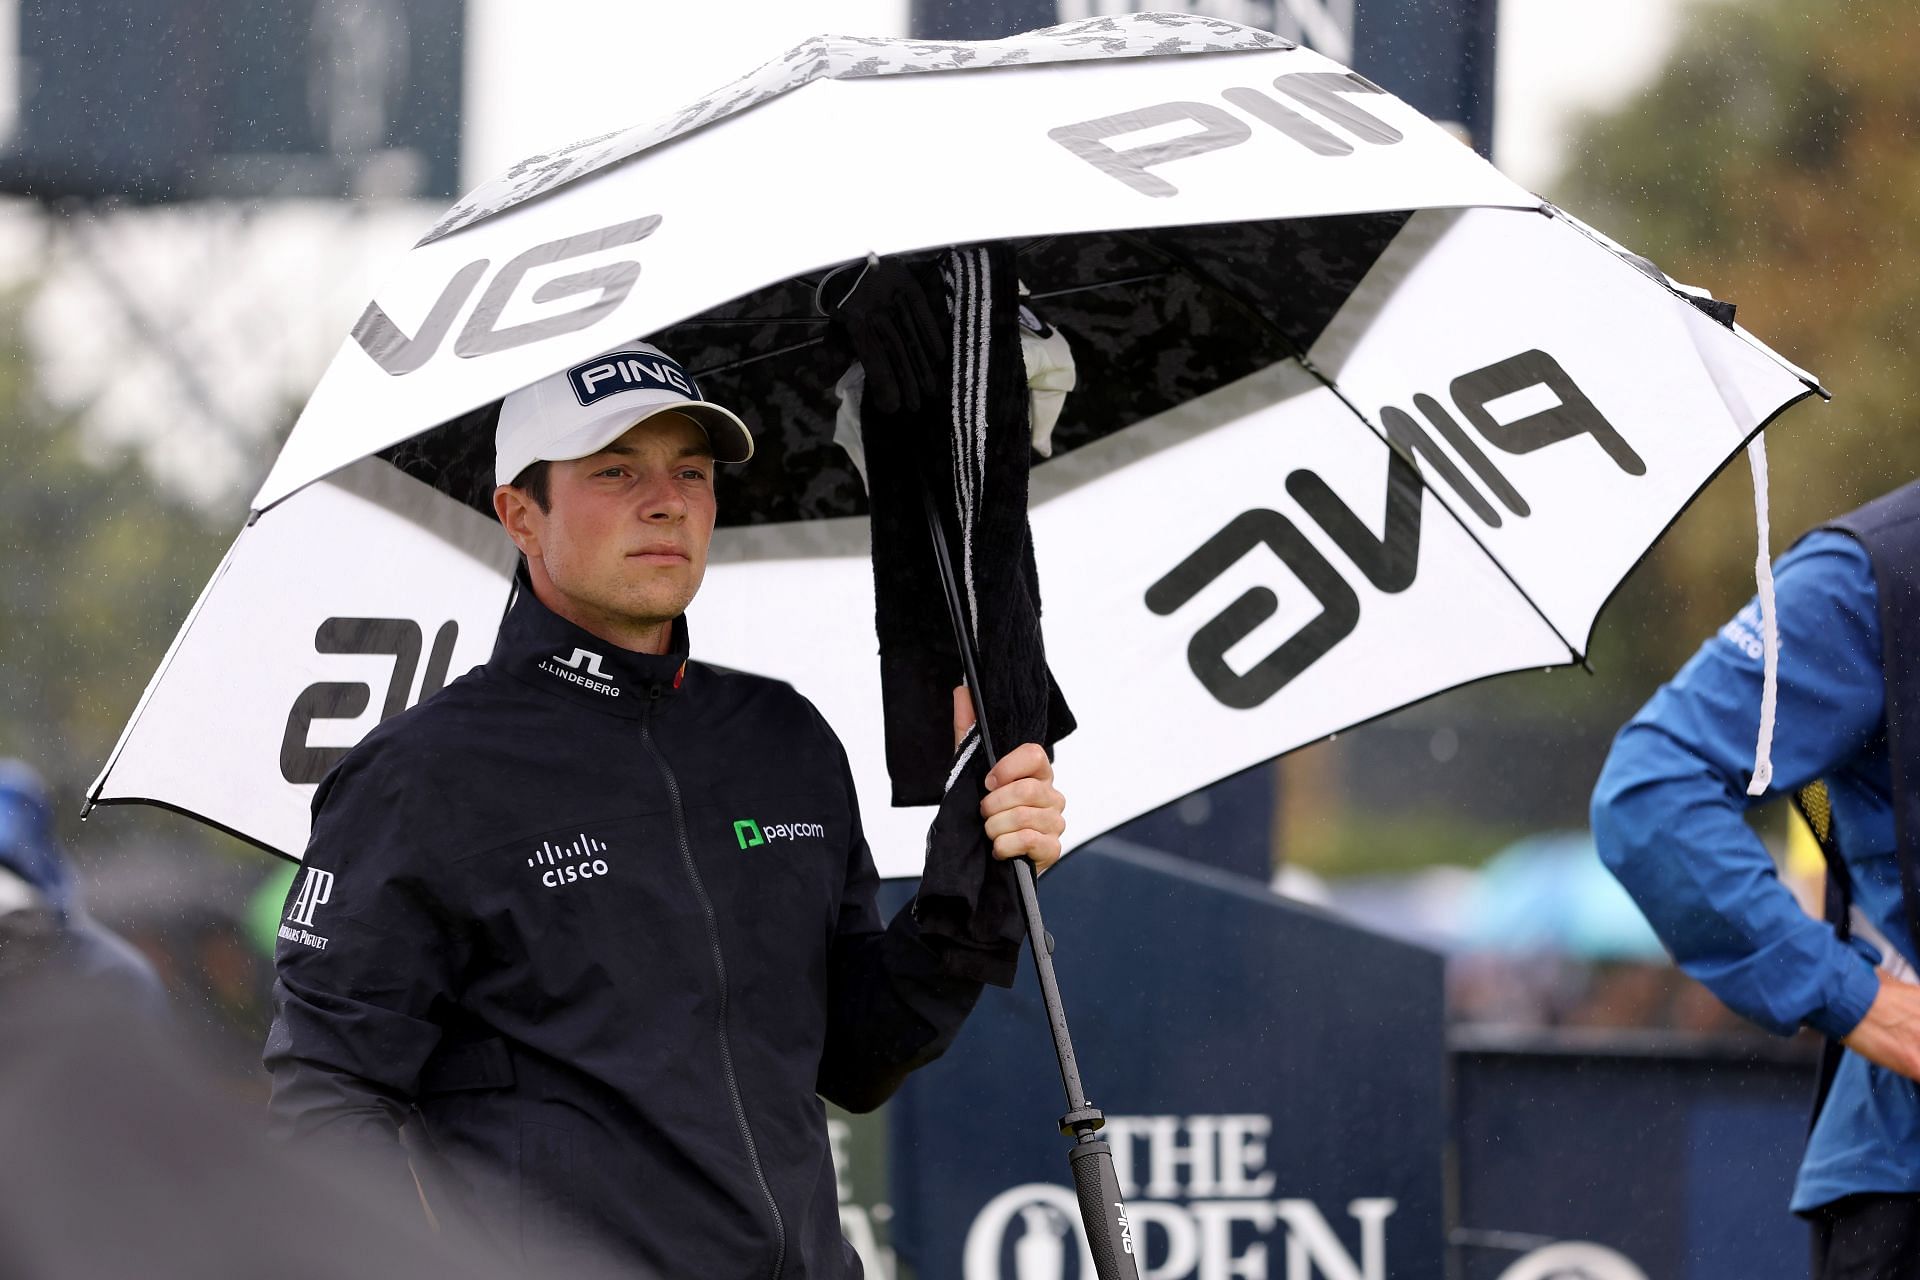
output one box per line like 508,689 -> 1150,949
824,257 -> 947,414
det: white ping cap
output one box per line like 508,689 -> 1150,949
495,341 -> 753,486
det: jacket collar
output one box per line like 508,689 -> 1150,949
491,570 -> 690,717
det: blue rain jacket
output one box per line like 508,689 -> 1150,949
1592,530 -> 1920,1211
0,760 -> 165,1011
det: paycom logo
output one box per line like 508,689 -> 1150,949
733,817 -> 826,850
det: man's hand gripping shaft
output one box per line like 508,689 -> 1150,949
954,687 -> 1066,873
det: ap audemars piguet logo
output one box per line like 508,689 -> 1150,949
279,868 -> 334,950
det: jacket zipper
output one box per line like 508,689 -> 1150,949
641,683 -> 787,1280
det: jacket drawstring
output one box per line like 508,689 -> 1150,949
1748,436 -> 1779,796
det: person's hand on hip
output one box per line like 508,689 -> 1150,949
1844,970 -> 1920,1081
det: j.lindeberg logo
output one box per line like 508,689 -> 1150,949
538,648 -> 620,696
529,833 -> 611,889
279,867 -> 334,950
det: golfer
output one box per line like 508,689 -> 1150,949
264,341 -> 1067,1278
1594,480 -> 1920,1276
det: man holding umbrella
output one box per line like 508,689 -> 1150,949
264,329 -> 1068,1276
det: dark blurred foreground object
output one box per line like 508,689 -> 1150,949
0,759 -> 164,1011
0,0 -> 463,201
80,841 -> 283,1084
0,975 -> 622,1280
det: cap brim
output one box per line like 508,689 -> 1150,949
533,401 -> 755,469
661,403 -> 755,465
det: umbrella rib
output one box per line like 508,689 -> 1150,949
679,273 -> 1172,377
691,336 -> 829,380
673,268 -> 1169,333
1025,271 -> 1171,303
1114,230 -> 1582,663
675,317 -> 830,327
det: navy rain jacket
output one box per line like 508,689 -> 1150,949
265,582 -> 991,1278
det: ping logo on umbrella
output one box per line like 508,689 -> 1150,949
280,617 -> 461,786
568,351 -> 700,406
1050,70 -> 1404,200
1149,349 -> 1641,711
350,214 -> 663,376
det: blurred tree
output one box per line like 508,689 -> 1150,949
1289,0 -> 1920,873
1549,0 -> 1920,696
0,286 -> 296,1073
0,292 -> 238,833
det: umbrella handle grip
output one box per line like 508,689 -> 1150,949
1069,1138 -> 1143,1280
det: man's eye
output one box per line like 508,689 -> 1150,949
680,469 -> 709,481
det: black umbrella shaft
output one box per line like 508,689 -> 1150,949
919,486 -> 1093,1118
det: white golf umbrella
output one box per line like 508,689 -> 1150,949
90,12 -> 1820,883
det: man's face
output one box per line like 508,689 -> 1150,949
495,412 -> 717,647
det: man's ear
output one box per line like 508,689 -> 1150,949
493,484 -> 543,559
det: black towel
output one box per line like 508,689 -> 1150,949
858,244 -> 1076,987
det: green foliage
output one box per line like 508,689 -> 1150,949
0,299 -> 236,842
1547,0 -> 1920,698
1287,808 -> 1529,878
1308,0 -> 1920,875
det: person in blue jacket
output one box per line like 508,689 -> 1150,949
1593,512 -> 1920,1277
0,758 -> 165,1011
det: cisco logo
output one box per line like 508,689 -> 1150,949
528,833 -> 611,889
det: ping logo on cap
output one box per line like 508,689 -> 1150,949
568,350 -> 701,407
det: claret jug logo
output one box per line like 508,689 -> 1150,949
963,1114 -> 1395,1280
733,817 -> 827,850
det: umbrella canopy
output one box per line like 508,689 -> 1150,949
90,13 -> 1821,878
